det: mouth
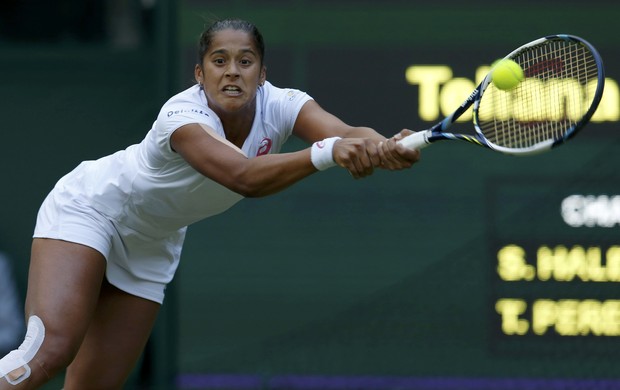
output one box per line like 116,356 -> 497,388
222,85 -> 242,96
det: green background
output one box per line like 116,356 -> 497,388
1,0 -> 619,388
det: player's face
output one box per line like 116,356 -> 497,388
196,29 -> 266,117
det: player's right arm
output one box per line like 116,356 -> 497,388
172,125 -> 393,200
170,123 -> 320,197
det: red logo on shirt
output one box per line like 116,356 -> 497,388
257,137 -> 273,156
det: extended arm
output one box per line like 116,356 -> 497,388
293,100 -> 420,172
170,100 -> 420,197
170,123 -> 317,198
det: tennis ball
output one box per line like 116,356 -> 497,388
491,59 -> 524,90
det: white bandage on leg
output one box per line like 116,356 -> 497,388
0,315 -> 45,385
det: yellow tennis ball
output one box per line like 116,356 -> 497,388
491,59 -> 524,90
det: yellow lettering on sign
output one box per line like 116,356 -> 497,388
495,299 -> 529,335
537,245 -> 613,282
592,78 -> 620,122
532,299 -> 557,335
405,66 -> 452,121
497,245 -> 535,281
405,65 -> 619,123
531,299 -> 620,336
439,78 -> 475,122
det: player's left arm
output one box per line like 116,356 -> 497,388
292,100 -> 419,170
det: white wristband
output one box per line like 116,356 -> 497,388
310,137 -> 341,171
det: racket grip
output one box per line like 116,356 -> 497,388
397,130 -> 431,150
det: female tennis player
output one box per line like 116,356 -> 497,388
0,18 -> 419,389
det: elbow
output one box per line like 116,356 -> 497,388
217,160 -> 292,198
227,177 -> 271,198
234,186 -> 266,198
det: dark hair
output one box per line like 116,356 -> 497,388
197,18 -> 265,66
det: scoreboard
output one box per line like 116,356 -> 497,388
490,178 -> 620,356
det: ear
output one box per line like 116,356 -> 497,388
194,64 -> 204,85
259,65 -> 267,86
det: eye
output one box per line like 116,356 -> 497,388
240,59 -> 252,66
213,58 -> 225,65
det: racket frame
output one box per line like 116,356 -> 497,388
399,34 -> 606,156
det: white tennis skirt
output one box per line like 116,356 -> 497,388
33,185 -> 186,304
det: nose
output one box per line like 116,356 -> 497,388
225,62 -> 239,78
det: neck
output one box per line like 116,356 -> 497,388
218,106 -> 255,149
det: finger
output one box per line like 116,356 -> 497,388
377,141 -> 391,169
353,153 -> 374,177
339,152 -> 364,179
381,139 -> 404,169
354,141 -> 377,176
392,143 -> 420,169
377,141 -> 386,166
388,129 -> 413,142
367,142 -> 382,167
382,139 -> 418,170
378,140 -> 395,169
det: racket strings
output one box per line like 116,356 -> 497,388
477,38 -> 600,150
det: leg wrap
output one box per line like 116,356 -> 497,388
0,316 -> 45,385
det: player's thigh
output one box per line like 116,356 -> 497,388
64,279 -> 160,390
25,238 -> 107,365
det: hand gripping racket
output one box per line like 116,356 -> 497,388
399,34 -> 605,155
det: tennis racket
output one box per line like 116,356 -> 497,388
399,34 -> 605,155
